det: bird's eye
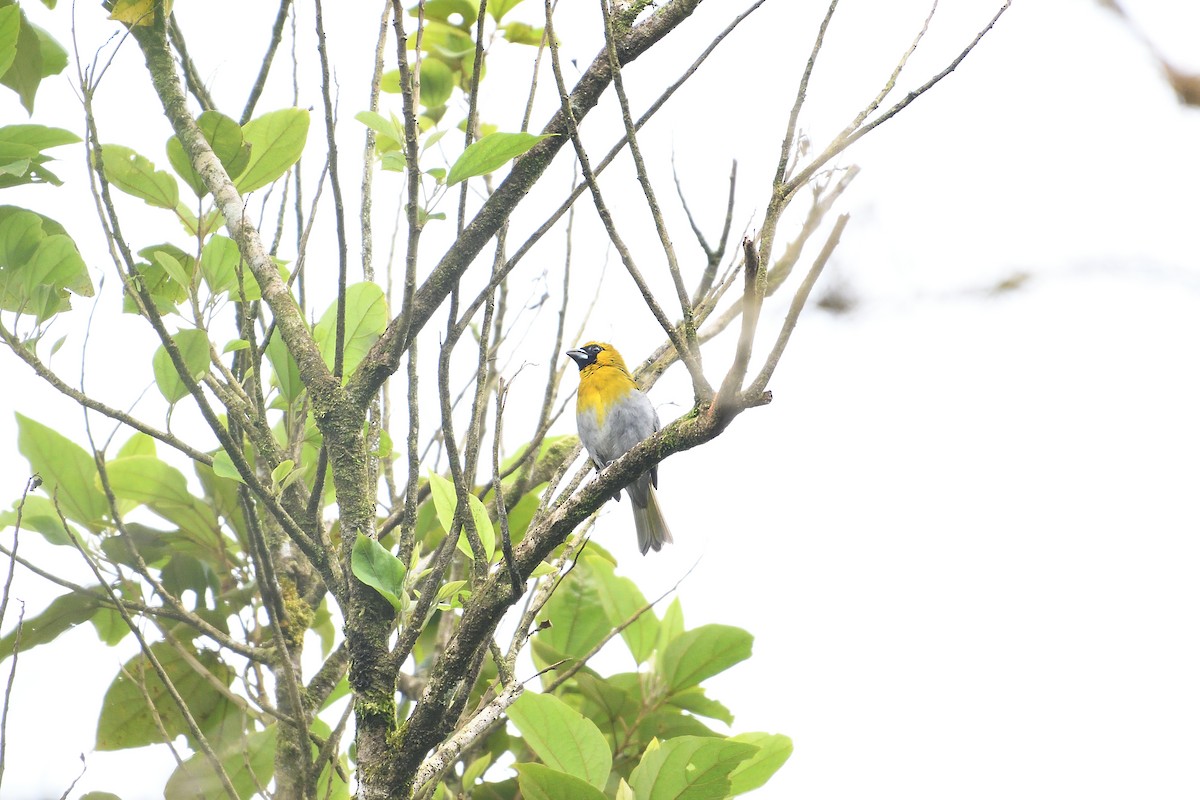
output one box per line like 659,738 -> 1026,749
588,345 -> 602,354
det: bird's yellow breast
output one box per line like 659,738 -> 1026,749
576,363 -> 639,429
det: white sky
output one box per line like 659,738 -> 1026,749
1,0 -> 1199,798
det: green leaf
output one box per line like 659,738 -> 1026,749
418,0 -> 479,28
463,753 -> 493,787
0,590 -> 104,660
427,472 -> 495,563
508,691 -> 612,788
532,561 -> 610,673
96,641 -> 239,751
355,110 -> 404,154
667,687 -> 733,726
90,606 -> 130,647
199,234 -> 239,295
16,412 -> 107,528
474,778 -> 519,800
514,764 -> 607,800
381,151 -> 406,172
98,143 -> 179,209
573,672 -> 637,741
265,330 -> 303,404
211,449 -> 246,484
0,206 -> 91,320
117,432 -> 156,459
166,110 -> 251,196
585,553 -> 659,664
152,328 -> 211,404
103,455 -> 222,557
108,0 -> 168,25
446,131 -> 551,186
487,0 -> 526,22
0,206 -> 42,269
351,533 -> 407,611
500,21 -> 545,46
0,7 -> 19,79
271,459 -> 295,487
0,494 -> 75,546
164,725 -> 273,800
418,57 -> 455,109
629,736 -> 759,800
24,234 -> 86,293
657,598 -> 685,654
0,13 -> 67,113
423,128 -> 450,153
313,281 -> 387,378
658,625 -> 753,693
123,262 -> 185,316
236,108 -> 310,194
12,232 -> 90,320
428,471 -> 456,533
199,237 -> 291,301
435,579 -> 468,605
0,123 -> 79,152
154,249 -> 191,289
312,598 -> 336,658
0,123 -> 80,189
726,733 -> 793,797
80,793 -> 124,800
465,492 -> 496,562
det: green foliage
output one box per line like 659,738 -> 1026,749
658,625 -> 753,693
0,123 -> 79,188
726,733 -> 795,796
629,736 -> 759,800
265,329 -> 303,404
0,5 -> 800,799
313,280 -> 388,378
430,471 -> 498,562
164,725 -> 274,800
235,108 -> 310,194
0,493 -> 75,545
514,763 -> 607,800
0,2 -> 67,113
166,110 -> 251,196
0,589 -> 104,658
446,131 -> 552,186
96,641 -> 240,751
508,691 -> 612,788
103,454 -> 223,556
351,532 -> 408,612
151,328 -> 212,404
487,0 -> 527,23
15,411 -> 107,528
200,234 -> 286,301
0,204 -> 92,321
99,143 -> 180,210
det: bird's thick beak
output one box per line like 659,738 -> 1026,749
565,348 -> 588,367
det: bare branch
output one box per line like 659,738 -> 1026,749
545,0 -> 712,399
750,213 -> 849,396
240,0 -> 295,125
350,0 -> 717,409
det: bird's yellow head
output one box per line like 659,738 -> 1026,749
566,341 -> 631,377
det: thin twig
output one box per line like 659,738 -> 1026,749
543,0 -> 711,399
240,0 -> 295,124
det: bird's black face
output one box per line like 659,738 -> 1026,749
566,343 -> 604,370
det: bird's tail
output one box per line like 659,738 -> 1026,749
632,486 -> 673,555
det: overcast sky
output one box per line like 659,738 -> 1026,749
1,1 -> 1199,798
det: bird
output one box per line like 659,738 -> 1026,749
566,341 -> 673,554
